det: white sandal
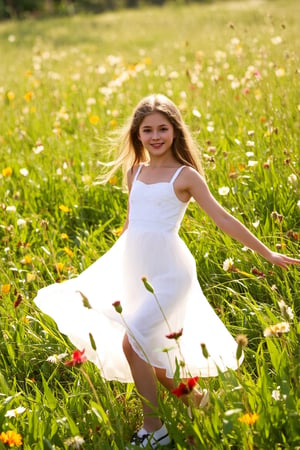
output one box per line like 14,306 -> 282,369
128,423 -> 171,448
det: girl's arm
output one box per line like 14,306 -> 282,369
121,166 -> 137,234
182,168 -> 300,269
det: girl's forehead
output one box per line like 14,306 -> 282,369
140,111 -> 171,127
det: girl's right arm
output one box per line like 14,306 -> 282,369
121,166 -> 137,234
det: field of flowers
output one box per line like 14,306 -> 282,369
0,0 -> 299,448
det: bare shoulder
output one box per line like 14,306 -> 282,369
174,166 -> 207,202
179,166 -> 206,189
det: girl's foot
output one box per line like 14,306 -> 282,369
128,423 -> 171,448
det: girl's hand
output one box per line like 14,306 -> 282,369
267,252 -> 300,269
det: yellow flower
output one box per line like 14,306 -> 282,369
108,175 -> 118,185
0,430 -> 23,447
21,255 -> 32,265
55,262 -> 64,272
2,167 -> 13,177
59,205 -> 71,213
60,233 -> 69,240
89,115 -> 100,125
24,91 -> 33,102
26,273 -> 36,282
1,284 -> 11,294
238,412 -> 259,425
7,91 -> 15,101
109,119 -> 117,128
64,247 -> 74,258
111,226 -> 123,237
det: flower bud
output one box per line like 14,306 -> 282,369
141,276 -> 154,293
112,300 -> 122,314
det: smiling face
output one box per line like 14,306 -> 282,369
138,112 -> 175,160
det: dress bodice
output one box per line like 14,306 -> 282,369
128,166 -> 189,233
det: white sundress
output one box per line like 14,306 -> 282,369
34,165 -> 242,382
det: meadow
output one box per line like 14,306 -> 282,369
0,0 -> 299,448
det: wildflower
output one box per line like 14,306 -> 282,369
59,204 -> 71,213
223,258 -> 236,272
263,322 -> 290,337
2,167 -> 13,177
278,299 -> 294,321
64,349 -> 87,366
5,406 -> 26,418
55,262 -> 64,272
89,115 -> 99,125
108,175 -> 118,185
248,160 -> 258,167
20,255 -> 32,265
6,205 -> 16,212
275,67 -> 285,77
141,276 -> 154,293
238,412 -> 259,425
17,218 -> 26,227
47,353 -> 68,364
1,284 -> 11,294
26,273 -> 36,282
172,377 -> 199,398
288,174 -> 297,186
271,389 -> 281,401
60,233 -> 69,240
64,247 -> 74,257
32,144 -> 44,154
7,91 -> 15,101
286,230 -> 299,240
192,108 -> 201,118
112,300 -> 122,314
218,186 -> 230,196
0,430 -> 23,447
271,36 -> 282,45
24,91 -> 33,102
166,328 -> 183,340
64,435 -> 85,449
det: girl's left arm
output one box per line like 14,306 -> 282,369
185,169 -> 300,269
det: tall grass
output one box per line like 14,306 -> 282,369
0,0 -> 299,448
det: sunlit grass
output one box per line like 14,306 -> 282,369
0,0 -> 299,448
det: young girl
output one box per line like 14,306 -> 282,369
34,94 -> 300,449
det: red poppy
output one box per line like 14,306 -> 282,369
172,376 -> 199,398
64,349 -> 87,366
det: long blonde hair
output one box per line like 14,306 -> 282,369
102,94 -> 204,186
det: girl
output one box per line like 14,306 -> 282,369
34,94 -> 300,449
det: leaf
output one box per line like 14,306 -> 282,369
42,374 -> 57,410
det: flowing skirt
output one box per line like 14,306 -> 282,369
34,229 -> 242,382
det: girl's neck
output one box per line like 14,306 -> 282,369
146,155 -> 179,169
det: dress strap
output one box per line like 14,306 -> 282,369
133,164 -> 144,183
170,166 -> 185,184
